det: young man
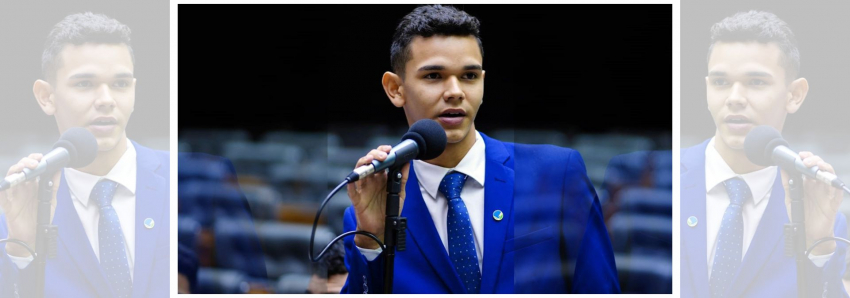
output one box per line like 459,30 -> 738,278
680,11 -> 847,298
0,13 -> 169,297
341,5 -> 619,294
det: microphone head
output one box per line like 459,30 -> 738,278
403,119 -> 447,160
54,127 -> 99,168
744,125 -> 789,167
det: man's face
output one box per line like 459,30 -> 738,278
49,43 -> 135,152
399,35 -> 484,144
706,42 -> 792,150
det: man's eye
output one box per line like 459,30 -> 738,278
712,78 -> 728,86
113,80 -> 129,88
74,81 -> 92,88
462,72 -> 478,80
424,73 -> 441,79
749,79 -> 767,86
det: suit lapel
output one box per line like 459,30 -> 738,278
402,163 -> 466,293
54,172 -> 113,298
681,140 -> 710,298
130,142 -> 168,298
479,133 -> 513,294
726,169 -> 786,297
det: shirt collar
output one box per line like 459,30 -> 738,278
413,131 -> 486,200
705,137 -> 777,205
65,139 -> 137,208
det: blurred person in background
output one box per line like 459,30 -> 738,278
0,12 -> 169,297
306,241 -> 347,294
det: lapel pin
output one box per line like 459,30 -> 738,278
144,218 -> 155,229
687,216 -> 698,228
493,210 -> 504,221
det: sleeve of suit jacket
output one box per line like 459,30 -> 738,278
560,150 -> 621,293
0,213 -> 36,298
803,212 -> 849,298
341,206 -> 386,294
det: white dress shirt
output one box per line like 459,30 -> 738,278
705,138 -> 829,277
9,140 -> 137,280
358,131 -> 486,272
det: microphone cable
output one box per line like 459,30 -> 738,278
309,178 -> 385,263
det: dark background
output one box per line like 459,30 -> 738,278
681,0 -> 850,147
0,0 -> 170,153
177,4 -> 672,138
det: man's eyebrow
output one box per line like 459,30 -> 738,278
418,65 -> 445,71
417,65 -> 483,72
68,73 -> 96,80
67,72 -> 135,79
707,71 -> 772,77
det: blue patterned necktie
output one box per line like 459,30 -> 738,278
92,179 -> 133,298
439,171 -> 481,294
710,177 -> 751,298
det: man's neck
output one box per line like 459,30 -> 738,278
713,135 -> 765,174
76,137 -> 129,176
425,127 -> 477,169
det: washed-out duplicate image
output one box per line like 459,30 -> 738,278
0,1 -> 169,297
176,4 -> 672,294
680,1 -> 850,297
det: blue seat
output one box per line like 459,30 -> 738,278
618,187 -> 672,217
213,217 -> 268,279
609,213 -> 671,255
276,273 -> 312,294
178,216 -> 201,249
615,253 -> 672,294
255,221 -> 335,278
196,268 -> 248,294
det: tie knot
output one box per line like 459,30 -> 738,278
723,177 -> 751,206
439,172 -> 468,200
91,179 -> 119,209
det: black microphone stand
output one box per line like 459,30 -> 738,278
382,165 -> 407,294
784,172 -> 807,298
33,173 -> 59,298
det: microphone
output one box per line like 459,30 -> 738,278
346,119 -> 447,183
0,127 -> 98,191
744,125 -> 848,192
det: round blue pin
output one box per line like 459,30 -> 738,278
493,210 -> 504,221
144,218 -> 155,229
687,216 -> 698,227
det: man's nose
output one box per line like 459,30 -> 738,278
94,83 -> 116,109
443,76 -> 465,102
726,82 -> 747,109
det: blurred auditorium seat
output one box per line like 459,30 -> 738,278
609,213 -> 672,256
178,216 -> 201,249
615,253 -> 672,294
213,217 -> 268,279
255,221 -> 334,279
276,273 -> 312,294
618,187 -> 672,217
180,129 -> 250,156
490,129 -> 570,148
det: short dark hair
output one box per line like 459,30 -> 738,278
708,10 -> 800,81
42,12 -> 134,82
313,241 -> 347,277
390,5 -> 483,77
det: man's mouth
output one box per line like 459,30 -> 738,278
437,109 -> 466,126
724,115 -> 752,132
88,117 -> 118,134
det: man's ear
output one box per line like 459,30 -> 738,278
786,77 -> 808,114
33,79 -> 56,115
382,71 -> 405,108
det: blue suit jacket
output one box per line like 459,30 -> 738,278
341,133 -> 620,294
681,139 -> 848,298
0,141 -> 170,298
